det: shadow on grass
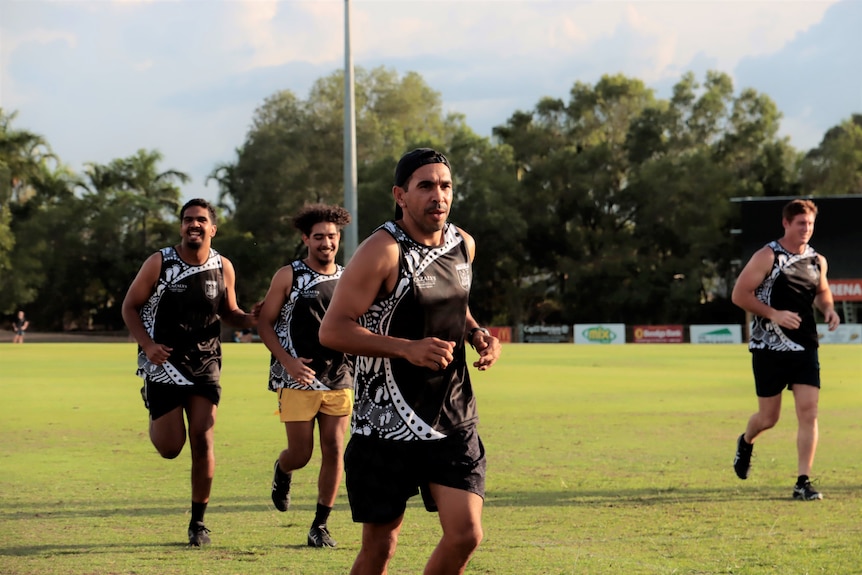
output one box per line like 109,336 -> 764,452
4,483 -> 855,526
485,483 -> 859,507
2,540 -> 337,558
0,541 -> 220,557
0,494 -> 349,521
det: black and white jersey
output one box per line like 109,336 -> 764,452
136,246 -> 225,385
749,240 -> 822,352
268,260 -> 352,392
352,221 -> 477,441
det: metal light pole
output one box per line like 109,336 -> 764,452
343,0 -> 358,262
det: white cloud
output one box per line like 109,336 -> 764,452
780,108 -> 825,151
0,26 -> 78,107
0,0 -> 851,203
348,1 -> 838,85
221,0 -> 344,70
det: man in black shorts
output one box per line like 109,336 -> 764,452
122,198 -> 257,546
320,148 -> 502,574
731,199 -> 840,500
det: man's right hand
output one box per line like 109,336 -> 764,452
144,341 -> 173,365
283,357 -> 316,386
404,337 -> 455,371
771,310 -> 802,330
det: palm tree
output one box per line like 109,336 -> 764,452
0,108 -> 55,205
123,149 -> 190,249
81,149 -> 190,250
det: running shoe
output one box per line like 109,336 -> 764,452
733,433 -> 753,480
307,524 -> 337,548
793,479 -> 823,501
188,521 -> 211,547
271,460 -> 292,512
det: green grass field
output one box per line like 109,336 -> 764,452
1,342 -> 860,575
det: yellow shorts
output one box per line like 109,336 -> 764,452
277,387 -> 353,422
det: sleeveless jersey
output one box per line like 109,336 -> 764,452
749,240 -> 822,352
267,260 -> 353,392
352,221 -> 477,441
135,246 -> 225,385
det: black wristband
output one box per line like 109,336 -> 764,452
467,327 -> 490,348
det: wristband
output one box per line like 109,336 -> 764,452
468,327 -> 490,348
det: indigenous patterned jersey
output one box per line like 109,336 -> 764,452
352,221 -> 477,441
749,240 -> 822,352
136,246 -> 225,385
267,260 -> 353,392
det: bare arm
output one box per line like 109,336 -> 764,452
319,231 -> 456,370
219,256 -> 256,329
122,252 -> 173,364
458,228 -> 501,371
731,246 -> 805,330
257,265 -> 316,385
464,307 -> 501,371
815,254 -> 840,331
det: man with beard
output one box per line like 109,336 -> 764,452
257,203 -> 353,548
320,148 -> 502,575
122,198 -> 256,546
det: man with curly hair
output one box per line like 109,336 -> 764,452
258,203 -> 354,548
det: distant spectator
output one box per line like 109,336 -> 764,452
12,311 -> 29,344
234,329 -> 253,343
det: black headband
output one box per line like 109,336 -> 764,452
393,148 -> 451,219
394,148 -> 450,188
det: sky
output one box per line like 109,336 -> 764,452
2,0 -> 860,203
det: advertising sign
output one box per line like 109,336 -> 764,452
828,279 -> 862,302
522,325 -> 570,343
689,324 -> 742,344
574,324 -> 626,345
488,326 -> 512,343
632,325 -> 684,344
817,323 -> 862,344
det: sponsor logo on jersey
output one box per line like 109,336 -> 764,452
456,263 -> 471,289
415,274 -> 437,289
205,280 -> 218,299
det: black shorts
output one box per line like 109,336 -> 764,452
141,379 -> 221,420
344,426 -> 486,524
751,348 -> 820,398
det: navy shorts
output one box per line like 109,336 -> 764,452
344,426 -> 486,524
751,348 -> 820,398
141,379 -> 221,420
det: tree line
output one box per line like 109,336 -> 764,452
2,67 -> 860,332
